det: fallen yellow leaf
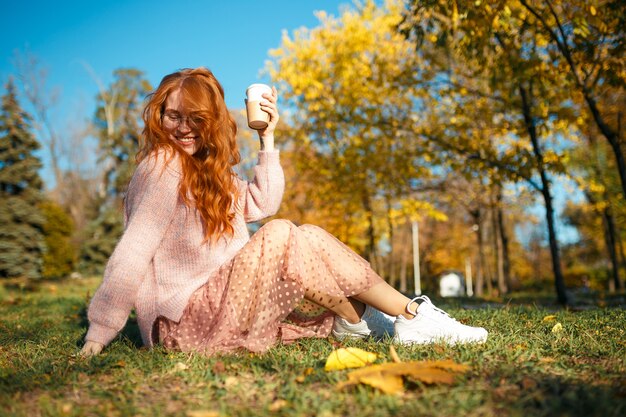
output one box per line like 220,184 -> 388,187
542,315 -> 556,322
551,323 -> 563,333
173,362 -> 189,371
324,348 -> 377,371
224,376 -> 239,388
337,359 -> 469,394
358,371 -> 404,394
268,399 -> 289,412
187,411 -> 221,417
295,367 -> 314,383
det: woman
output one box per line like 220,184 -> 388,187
80,68 -> 487,356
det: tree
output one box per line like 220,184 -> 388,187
13,51 -> 64,192
40,200 -> 76,279
94,68 -> 152,201
0,80 -> 45,280
401,0 -> 582,304
568,107 -> 626,291
79,68 -> 152,274
267,0 -> 441,272
78,206 -> 124,275
518,0 -> 626,200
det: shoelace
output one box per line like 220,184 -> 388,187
408,295 -> 458,322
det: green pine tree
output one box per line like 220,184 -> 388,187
0,79 -> 46,280
79,205 -> 124,275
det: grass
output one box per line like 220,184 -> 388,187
0,277 -> 625,417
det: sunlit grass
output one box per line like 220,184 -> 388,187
1,278 -> 624,417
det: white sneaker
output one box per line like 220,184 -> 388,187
393,296 -> 488,345
332,304 -> 395,340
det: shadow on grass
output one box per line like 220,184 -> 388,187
1,309 -> 145,395
494,374 -> 626,417
76,306 -> 143,349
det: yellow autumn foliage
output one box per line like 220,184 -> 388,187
266,0 -> 438,258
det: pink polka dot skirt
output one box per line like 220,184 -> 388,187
153,220 -> 383,354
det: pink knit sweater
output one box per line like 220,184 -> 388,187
85,149 -> 285,347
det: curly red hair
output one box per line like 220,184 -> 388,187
139,67 -> 241,241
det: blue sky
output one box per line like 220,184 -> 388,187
1,0 -> 347,123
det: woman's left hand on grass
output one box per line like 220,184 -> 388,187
79,341 -> 104,357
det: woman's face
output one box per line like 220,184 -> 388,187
162,89 -> 199,155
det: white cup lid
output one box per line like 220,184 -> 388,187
246,83 -> 272,101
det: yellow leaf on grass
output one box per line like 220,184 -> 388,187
268,399 -> 289,412
358,371 -> 404,394
325,348 -> 377,371
551,323 -> 563,333
187,411 -> 221,417
542,315 -> 556,322
174,362 -> 189,371
337,360 -> 469,394
295,367 -> 314,383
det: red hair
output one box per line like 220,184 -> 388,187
139,67 -> 241,241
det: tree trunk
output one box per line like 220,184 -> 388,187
470,208 -> 485,297
496,192 -> 512,291
585,190 -> 620,292
615,216 -> 626,289
586,136 -> 624,291
601,203 -> 622,292
480,218 -> 492,296
491,191 -> 507,295
399,222 -> 409,293
541,180 -> 568,305
362,192 -> 377,267
519,84 -> 569,305
386,196 -> 395,286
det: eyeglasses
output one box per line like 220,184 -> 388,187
162,111 -> 202,127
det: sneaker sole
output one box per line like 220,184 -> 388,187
331,330 -> 369,340
393,335 -> 487,345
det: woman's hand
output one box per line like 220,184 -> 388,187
79,341 -> 104,357
257,86 -> 279,151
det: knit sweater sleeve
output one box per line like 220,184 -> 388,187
85,154 -> 181,346
239,150 -> 285,223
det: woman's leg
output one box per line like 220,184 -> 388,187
223,219 -> 381,334
353,282 -> 414,319
289,222 -> 384,321
296,223 -> 414,320
296,223 -> 488,346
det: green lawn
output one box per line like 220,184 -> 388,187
1,277 -> 624,417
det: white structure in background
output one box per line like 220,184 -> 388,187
439,272 -> 465,297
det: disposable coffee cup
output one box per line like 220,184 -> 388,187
245,84 -> 272,130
